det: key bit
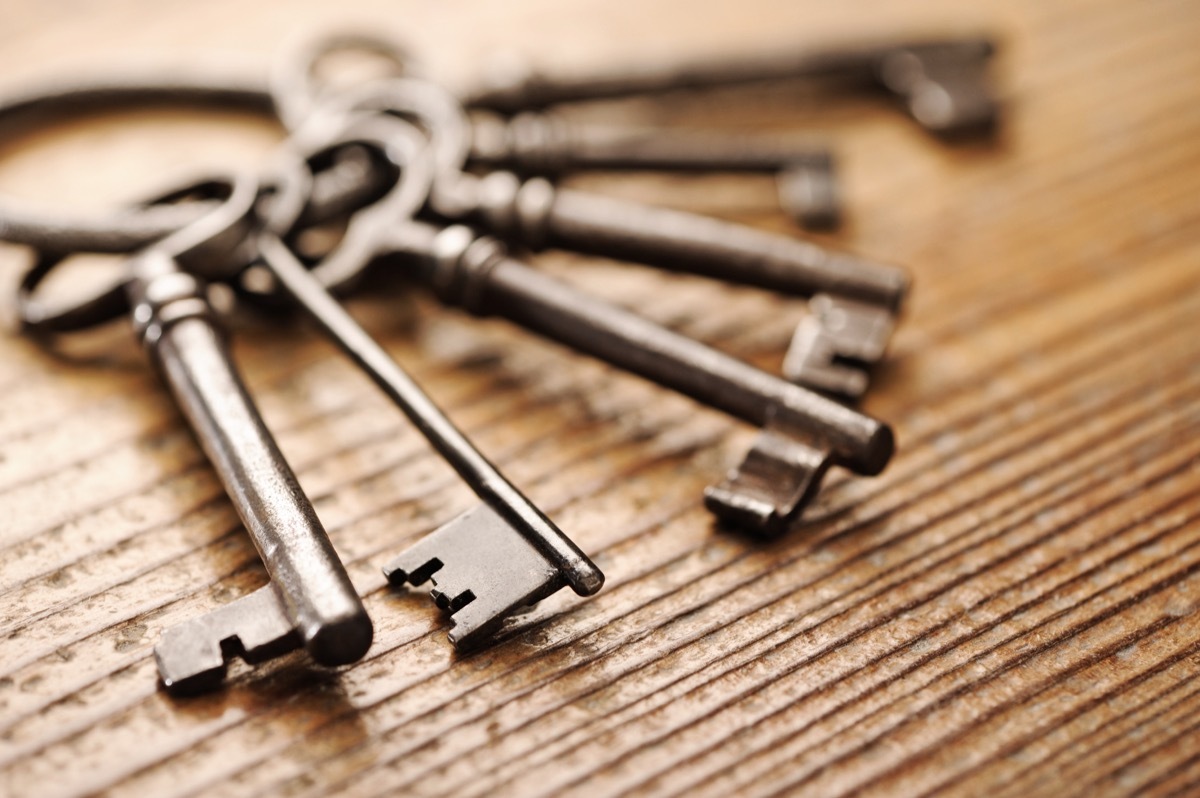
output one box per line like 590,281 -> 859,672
783,293 -> 896,399
464,36 -> 998,139
383,504 -> 569,648
383,222 -> 894,535
133,253 -> 372,694
155,586 -> 299,693
468,111 -> 840,229
704,415 -> 834,535
777,154 -> 840,231
257,232 -> 603,650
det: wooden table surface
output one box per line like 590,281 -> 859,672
2,0 -> 1199,796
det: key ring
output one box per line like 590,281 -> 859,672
271,32 -> 416,132
257,110 -> 437,294
17,175 -> 259,335
0,71 -> 403,332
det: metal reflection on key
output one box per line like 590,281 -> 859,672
139,251 -> 373,693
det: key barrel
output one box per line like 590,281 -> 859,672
130,253 -> 372,667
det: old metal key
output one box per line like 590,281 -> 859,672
468,112 -> 841,229
124,181 -> 373,694
439,170 -> 907,310
257,127 -> 603,649
466,36 -> 998,139
381,222 -> 893,536
277,65 -> 906,305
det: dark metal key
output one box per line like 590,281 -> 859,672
468,111 -> 841,229
257,232 -> 604,650
139,251 -> 372,694
436,170 -> 907,310
382,222 -> 894,536
465,36 -> 999,139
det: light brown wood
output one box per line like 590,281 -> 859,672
2,0 -> 1199,796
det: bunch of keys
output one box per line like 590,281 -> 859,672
0,29 -> 998,693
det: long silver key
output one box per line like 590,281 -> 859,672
135,251 -> 372,694
437,170 -> 907,310
381,222 -> 894,536
468,112 -> 841,228
466,36 -> 998,139
257,232 -> 604,650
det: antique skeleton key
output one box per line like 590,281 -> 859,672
140,251 -> 374,694
466,36 -> 998,139
254,126 -> 603,649
376,221 -> 893,535
436,170 -> 907,310
468,112 -> 841,229
140,250 -> 372,693
258,232 -> 603,649
100,180 -> 376,694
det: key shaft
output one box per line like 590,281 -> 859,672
454,172 -> 906,310
469,114 -> 841,229
470,112 -> 832,174
136,253 -> 371,690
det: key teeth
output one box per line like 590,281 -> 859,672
431,586 -> 476,613
705,420 -> 834,537
383,554 -> 444,587
154,586 -> 299,696
383,504 -> 570,650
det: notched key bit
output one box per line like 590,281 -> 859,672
704,414 -> 833,535
155,586 -> 299,693
777,154 -> 840,231
382,504 -> 570,649
783,293 -> 896,399
132,253 -> 372,694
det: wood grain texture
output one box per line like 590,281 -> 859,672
1,0 -> 1199,796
